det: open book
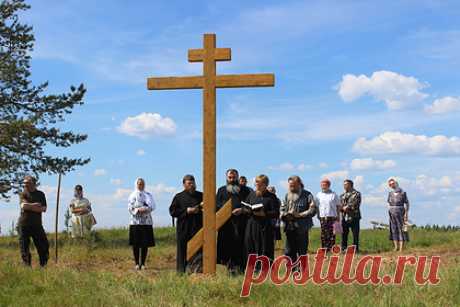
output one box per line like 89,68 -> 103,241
241,201 -> 264,211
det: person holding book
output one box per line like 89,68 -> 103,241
128,178 -> 156,270
280,176 -> 316,264
69,185 -> 96,238
244,174 -> 279,262
216,169 -> 252,274
17,175 -> 49,267
169,174 -> 203,273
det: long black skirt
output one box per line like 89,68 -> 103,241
129,225 -> 155,247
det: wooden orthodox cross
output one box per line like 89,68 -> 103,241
147,33 -> 275,274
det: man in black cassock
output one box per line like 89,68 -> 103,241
216,169 -> 251,274
169,174 -> 203,273
244,174 -> 280,263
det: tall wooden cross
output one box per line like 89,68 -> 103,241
147,33 -> 275,274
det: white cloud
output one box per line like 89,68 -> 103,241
353,131 -> 460,156
94,169 -> 107,177
425,96 -> 460,114
321,170 -> 349,181
118,112 -> 176,139
363,195 -> 386,207
136,149 -> 146,156
448,205 -> 460,220
374,174 -> 459,197
319,162 -> 329,168
350,158 -> 397,171
110,178 -> 122,186
337,70 -> 429,110
113,188 -> 132,201
414,175 -> 454,196
268,162 -> 311,172
353,175 -> 365,190
147,183 -> 178,198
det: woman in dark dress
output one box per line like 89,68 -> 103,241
128,178 -> 156,270
244,175 -> 280,263
387,178 -> 410,252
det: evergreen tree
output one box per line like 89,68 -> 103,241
0,0 -> 89,198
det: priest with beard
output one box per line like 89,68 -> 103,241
216,169 -> 252,274
244,174 -> 280,263
280,175 -> 316,265
169,174 -> 203,273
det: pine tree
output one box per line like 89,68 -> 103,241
1,0 -> 89,198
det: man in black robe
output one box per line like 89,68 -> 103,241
169,174 -> 203,273
216,169 -> 251,274
244,174 -> 279,263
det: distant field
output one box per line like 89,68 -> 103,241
1,227 -> 459,306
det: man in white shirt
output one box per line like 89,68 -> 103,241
316,178 -> 341,251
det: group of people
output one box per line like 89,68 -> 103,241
15,173 -> 410,272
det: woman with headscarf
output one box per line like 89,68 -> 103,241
387,178 -> 410,252
69,185 -> 96,238
128,178 -> 156,270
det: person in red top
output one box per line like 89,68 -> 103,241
18,175 -> 49,267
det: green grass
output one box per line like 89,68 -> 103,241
1,227 -> 459,307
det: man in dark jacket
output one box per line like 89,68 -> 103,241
169,175 -> 203,273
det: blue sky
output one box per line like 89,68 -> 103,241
1,0 -> 460,233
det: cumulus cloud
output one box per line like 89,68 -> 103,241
350,158 -> 397,171
136,149 -> 146,156
414,175 -> 454,195
363,195 -> 386,207
118,112 -> 176,139
268,162 -> 311,172
425,96 -> 460,114
353,175 -> 365,190
448,205 -> 460,220
337,70 -> 429,110
94,169 -> 107,176
353,131 -> 460,156
321,170 -> 349,181
110,178 -> 122,186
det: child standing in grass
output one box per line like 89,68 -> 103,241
128,178 -> 156,270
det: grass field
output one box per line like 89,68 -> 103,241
1,227 -> 459,306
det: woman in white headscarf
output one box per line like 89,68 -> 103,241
387,178 -> 410,252
69,185 -> 96,238
128,178 -> 156,270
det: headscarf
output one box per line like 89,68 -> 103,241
74,185 -> 83,199
129,178 -> 149,206
389,178 -> 402,193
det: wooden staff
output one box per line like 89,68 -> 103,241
55,173 -> 62,263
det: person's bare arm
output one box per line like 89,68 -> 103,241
72,207 -> 89,214
299,200 -> 316,218
21,203 -> 46,213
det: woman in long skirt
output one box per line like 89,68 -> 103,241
128,178 -> 156,270
69,185 -> 96,238
387,178 -> 410,252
